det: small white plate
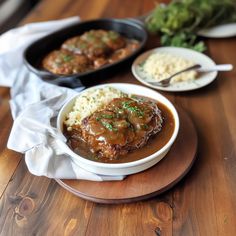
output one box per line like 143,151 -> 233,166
198,23 -> 236,38
132,47 -> 217,92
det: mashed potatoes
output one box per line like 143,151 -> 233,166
142,52 -> 197,83
64,87 -> 126,129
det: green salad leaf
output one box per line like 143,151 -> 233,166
146,0 -> 236,52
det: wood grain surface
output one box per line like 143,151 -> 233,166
0,0 -> 236,235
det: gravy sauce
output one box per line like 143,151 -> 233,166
65,100 -> 175,164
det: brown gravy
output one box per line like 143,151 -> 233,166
42,29 -> 140,75
64,99 -> 175,164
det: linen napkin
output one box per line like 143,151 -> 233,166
0,17 -> 125,181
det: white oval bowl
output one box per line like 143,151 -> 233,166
57,83 -> 179,176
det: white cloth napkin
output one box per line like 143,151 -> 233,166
0,17 -> 125,181
0,16 -> 80,87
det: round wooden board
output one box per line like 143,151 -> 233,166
56,107 -> 197,204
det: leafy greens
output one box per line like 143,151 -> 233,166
146,0 -> 236,52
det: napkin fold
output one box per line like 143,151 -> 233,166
0,17 -> 125,181
0,17 -> 80,87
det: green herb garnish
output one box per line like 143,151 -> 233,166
108,31 -> 119,40
101,114 -> 114,119
96,114 -> 114,121
101,121 -> 117,132
142,124 -> 149,130
62,55 -> 73,62
79,43 -> 87,49
122,101 -> 144,117
146,0 -> 236,52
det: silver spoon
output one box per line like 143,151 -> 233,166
146,64 -> 233,87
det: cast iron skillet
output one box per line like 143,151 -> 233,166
23,18 -> 147,88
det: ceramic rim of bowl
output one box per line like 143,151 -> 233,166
57,83 -> 179,169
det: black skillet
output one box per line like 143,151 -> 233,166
23,17 -> 148,88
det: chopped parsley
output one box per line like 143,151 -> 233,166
122,101 -> 144,118
142,124 -> 149,130
121,100 -> 133,107
101,114 -> 114,119
95,114 -> 114,121
101,121 -> 117,132
107,31 -> 119,40
62,54 -> 73,62
79,43 -> 87,49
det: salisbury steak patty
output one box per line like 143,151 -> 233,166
62,30 -> 126,59
80,97 -> 163,159
42,49 -> 91,75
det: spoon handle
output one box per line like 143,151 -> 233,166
198,64 -> 233,72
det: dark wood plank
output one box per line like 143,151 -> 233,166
0,88 -> 22,197
0,160 -> 94,236
20,0 -> 111,24
86,200 -> 173,236
172,38 -> 236,235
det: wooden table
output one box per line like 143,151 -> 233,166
0,0 -> 236,235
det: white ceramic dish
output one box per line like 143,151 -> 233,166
132,47 -> 217,92
57,83 -> 179,176
198,23 -> 236,38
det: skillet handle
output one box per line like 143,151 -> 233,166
47,76 -> 85,89
126,18 -> 145,27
